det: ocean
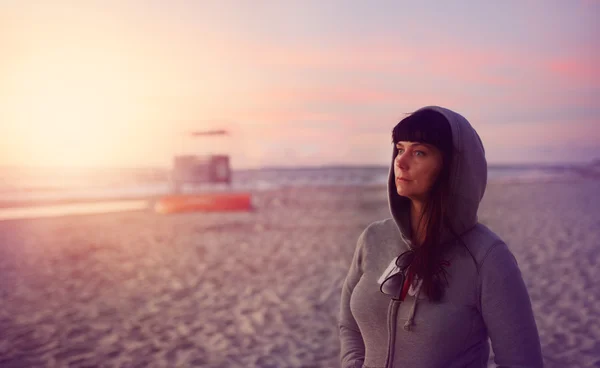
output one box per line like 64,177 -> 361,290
0,164 -> 584,220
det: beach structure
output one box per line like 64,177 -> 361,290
154,129 -> 252,213
169,129 -> 232,193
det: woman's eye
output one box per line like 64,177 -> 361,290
397,148 -> 404,154
414,150 -> 426,156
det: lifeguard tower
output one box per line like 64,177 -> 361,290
154,129 -> 252,214
170,129 -> 232,193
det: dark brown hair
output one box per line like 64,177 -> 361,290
391,109 -> 456,302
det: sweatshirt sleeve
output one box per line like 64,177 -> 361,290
338,226 -> 368,368
479,242 -> 544,368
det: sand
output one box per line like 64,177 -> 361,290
0,178 -> 598,367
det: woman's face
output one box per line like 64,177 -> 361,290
394,141 -> 444,202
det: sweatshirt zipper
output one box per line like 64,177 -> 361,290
385,300 -> 400,368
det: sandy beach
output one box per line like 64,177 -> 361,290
0,177 -> 598,367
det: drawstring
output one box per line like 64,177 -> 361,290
402,260 -> 450,331
403,279 -> 423,331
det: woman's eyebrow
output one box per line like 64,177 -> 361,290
396,142 -> 428,148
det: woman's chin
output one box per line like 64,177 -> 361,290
396,188 -> 422,200
396,189 -> 410,197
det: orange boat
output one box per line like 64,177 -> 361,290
153,192 -> 253,214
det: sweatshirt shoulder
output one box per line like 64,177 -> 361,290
361,218 -> 399,241
461,223 -> 510,265
369,217 -> 398,232
357,218 -> 401,252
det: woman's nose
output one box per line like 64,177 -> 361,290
396,151 -> 409,169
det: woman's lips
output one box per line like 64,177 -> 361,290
396,177 -> 411,182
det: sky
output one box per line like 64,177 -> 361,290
1,0 -> 598,169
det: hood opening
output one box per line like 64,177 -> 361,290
387,106 -> 488,305
388,105 -> 487,246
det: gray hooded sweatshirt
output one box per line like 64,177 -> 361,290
339,106 -> 543,368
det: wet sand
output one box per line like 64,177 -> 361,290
0,178 -> 598,367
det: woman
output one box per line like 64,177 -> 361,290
339,106 -> 543,368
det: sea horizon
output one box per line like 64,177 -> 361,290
0,161 -> 596,213
0,159 -> 596,172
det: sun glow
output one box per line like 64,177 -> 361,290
0,4 -> 181,169
3,48 -> 147,167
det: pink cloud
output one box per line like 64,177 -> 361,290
240,40 -> 521,87
234,108 -> 341,127
242,42 -> 415,73
237,34 -> 598,93
545,56 -> 600,85
208,37 -> 597,146
412,47 -> 518,87
240,84 -> 471,121
477,118 -> 599,148
260,87 -> 423,106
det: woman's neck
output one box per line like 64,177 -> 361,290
410,200 -> 428,246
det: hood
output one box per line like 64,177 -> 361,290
387,106 -> 488,249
